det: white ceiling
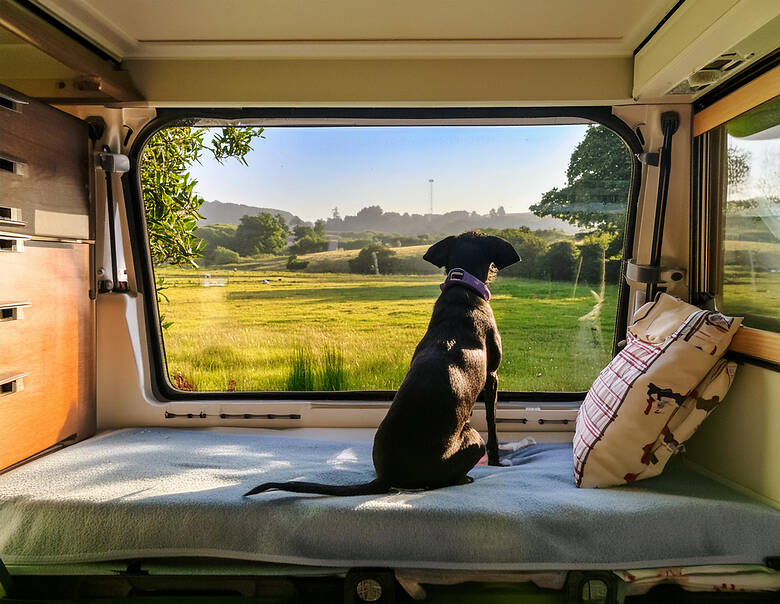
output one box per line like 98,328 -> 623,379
34,0 -> 680,60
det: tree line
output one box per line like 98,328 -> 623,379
142,124 -> 633,276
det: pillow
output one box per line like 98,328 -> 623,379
573,293 -> 741,488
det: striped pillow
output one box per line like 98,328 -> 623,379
574,294 -> 741,488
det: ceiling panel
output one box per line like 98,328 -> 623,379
34,0 -> 680,59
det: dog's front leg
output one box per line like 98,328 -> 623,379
484,371 -> 501,466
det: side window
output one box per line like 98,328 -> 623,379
720,95 -> 780,333
138,122 -> 633,394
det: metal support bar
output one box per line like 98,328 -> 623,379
646,111 -> 680,302
98,149 -> 130,294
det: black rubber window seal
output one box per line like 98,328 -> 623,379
124,107 -> 643,402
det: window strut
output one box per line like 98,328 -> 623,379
98,147 -> 130,294
641,112 -> 680,303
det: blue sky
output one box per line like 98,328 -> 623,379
188,125 -> 589,222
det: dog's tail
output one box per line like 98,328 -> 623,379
244,478 -> 390,497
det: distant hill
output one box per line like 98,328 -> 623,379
198,200 -> 581,235
199,200 -> 304,226
325,208 -> 581,236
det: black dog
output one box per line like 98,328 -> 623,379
245,232 -> 520,496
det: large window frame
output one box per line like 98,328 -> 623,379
125,107 -> 642,402
692,62 -> 780,371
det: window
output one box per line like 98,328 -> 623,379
136,115 -> 634,395
719,95 -> 780,332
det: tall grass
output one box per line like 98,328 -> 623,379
318,345 -> 348,390
285,346 -> 315,390
285,345 -> 348,391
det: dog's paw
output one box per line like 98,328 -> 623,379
487,458 -> 507,467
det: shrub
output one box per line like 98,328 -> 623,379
493,227 -> 550,279
286,255 -> 309,270
288,235 -> 328,255
348,244 -> 397,274
211,246 -> 240,265
341,238 -> 374,250
544,240 -> 580,281
579,242 -> 606,285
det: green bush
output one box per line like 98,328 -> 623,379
544,240 -> 580,281
286,255 -> 309,270
390,255 -> 441,275
288,235 -> 328,255
211,246 -> 240,265
348,244 -> 397,274
341,238 -> 374,250
492,228 -> 550,279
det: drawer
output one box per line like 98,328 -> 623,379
0,91 -> 90,240
0,240 -> 94,469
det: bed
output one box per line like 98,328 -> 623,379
0,427 -> 778,571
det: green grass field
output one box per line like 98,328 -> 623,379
157,256 -> 617,392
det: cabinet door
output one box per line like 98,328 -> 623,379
0,89 -> 90,239
0,240 -> 94,470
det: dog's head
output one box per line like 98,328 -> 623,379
423,231 -> 520,282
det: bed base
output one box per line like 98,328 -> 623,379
2,559 -> 778,604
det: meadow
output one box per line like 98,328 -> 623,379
722,239 -> 780,333
157,247 -> 617,393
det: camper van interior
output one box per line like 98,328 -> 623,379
1,0 -> 779,602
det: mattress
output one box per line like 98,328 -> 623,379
0,427 -> 778,569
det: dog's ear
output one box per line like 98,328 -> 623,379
486,236 -> 521,270
423,236 -> 456,268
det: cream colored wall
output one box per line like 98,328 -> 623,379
612,103 -> 692,319
122,57 -> 633,107
686,363 -> 780,508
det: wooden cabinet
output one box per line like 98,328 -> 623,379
0,88 -> 94,470
0,240 -> 94,469
0,92 -> 90,240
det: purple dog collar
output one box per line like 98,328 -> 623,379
440,268 -> 491,301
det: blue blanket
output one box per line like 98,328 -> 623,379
0,428 -> 778,569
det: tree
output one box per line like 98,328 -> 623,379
197,223 -> 239,263
289,235 -> 328,255
140,126 -> 264,266
314,219 -> 326,237
234,212 -> 290,255
727,145 -> 750,189
530,126 -> 631,236
544,241 -> 580,281
488,227 -> 549,279
293,225 -> 316,240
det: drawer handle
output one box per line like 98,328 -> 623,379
0,153 -> 26,176
0,206 -> 24,227
0,302 -> 31,322
0,373 -> 28,397
0,84 -> 28,113
0,235 -> 29,253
